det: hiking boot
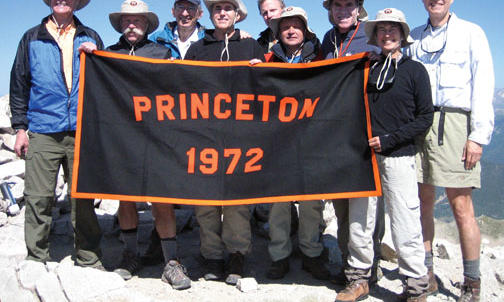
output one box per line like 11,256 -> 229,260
225,252 -> 245,285
406,294 -> 427,302
140,229 -> 163,266
266,257 -> 290,279
369,260 -> 383,286
302,254 -> 330,280
426,269 -> 439,296
330,270 -> 347,285
203,259 -> 225,281
113,250 -> 141,280
161,260 -> 191,290
458,277 -> 480,302
335,280 -> 369,302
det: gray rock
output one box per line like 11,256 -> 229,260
0,133 -> 15,151
0,94 -> 11,128
98,199 -> 119,215
435,241 -> 454,260
36,271 -> 68,302
0,211 -> 7,226
18,259 -> 48,290
0,148 -> 16,164
0,222 -> 27,260
57,260 -> 126,302
0,266 -> 38,302
0,160 -> 25,179
236,278 -> 258,293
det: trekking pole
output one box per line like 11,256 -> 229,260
0,182 -> 20,216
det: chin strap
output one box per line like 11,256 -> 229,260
372,52 -> 398,91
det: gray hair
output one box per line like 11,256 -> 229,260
257,0 -> 285,13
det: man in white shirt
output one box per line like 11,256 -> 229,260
408,1 -> 494,301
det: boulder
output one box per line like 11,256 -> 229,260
35,271 -> 68,302
18,259 -> 48,290
236,277 -> 258,293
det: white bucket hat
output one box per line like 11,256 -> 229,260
269,7 -> 315,41
365,8 -> 414,47
204,0 -> 247,23
109,0 -> 159,35
323,0 -> 368,24
43,0 -> 90,11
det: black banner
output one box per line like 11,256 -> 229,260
72,51 -> 380,205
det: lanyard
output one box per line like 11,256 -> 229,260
335,22 -> 360,58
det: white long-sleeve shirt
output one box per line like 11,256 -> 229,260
407,13 -> 494,145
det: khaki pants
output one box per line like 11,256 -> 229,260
24,132 -> 102,266
195,205 -> 251,260
268,200 -> 324,261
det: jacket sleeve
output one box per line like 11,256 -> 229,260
379,63 -> 434,152
9,32 -> 31,130
252,40 -> 266,62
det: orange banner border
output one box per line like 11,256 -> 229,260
72,51 -> 382,205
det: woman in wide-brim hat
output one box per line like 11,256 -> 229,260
340,7 -> 433,302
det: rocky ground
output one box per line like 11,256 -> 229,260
1,94 -> 504,302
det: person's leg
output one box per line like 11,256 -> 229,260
446,188 -> 481,276
298,200 -> 329,280
23,132 -> 62,263
419,183 -> 436,258
268,202 -> 292,261
333,199 -> 350,262
153,203 -> 191,290
65,133 -> 102,267
379,155 -> 428,299
222,205 -> 251,285
194,206 -> 225,280
336,197 -> 376,302
267,202 -> 291,279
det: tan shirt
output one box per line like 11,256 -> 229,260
46,18 -> 77,93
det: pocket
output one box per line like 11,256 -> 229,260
439,52 -> 470,88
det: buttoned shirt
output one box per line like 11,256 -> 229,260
46,19 -> 77,93
174,26 -> 200,59
407,13 -> 494,145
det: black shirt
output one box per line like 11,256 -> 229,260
368,56 -> 434,157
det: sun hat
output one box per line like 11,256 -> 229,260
365,8 -> 414,47
323,0 -> 368,23
109,0 -> 159,35
203,0 -> 247,22
43,0 -> 90,11
269,6 -> 315,41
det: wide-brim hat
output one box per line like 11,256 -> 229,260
204,0 -> 247,23
365,8 -> 414,47
43,0 -> 90,11
323,0 -> 368,23
269,7 -> 315,41
109,0 -> 159,35
175,0 -> 201,5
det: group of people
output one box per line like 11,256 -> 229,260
9,0 -> 494,302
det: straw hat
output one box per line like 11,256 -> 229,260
204,0 -> 247,23
323,0 -> 368,23
269,7 -> 315,41
365,8 -> 414,47
109,0 -> 159,35
43,0 -> 90,11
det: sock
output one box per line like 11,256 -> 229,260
463,258 -> 480,280
424,251 -> 433,270
161,237 -> 177,263
120,228 -> 138,254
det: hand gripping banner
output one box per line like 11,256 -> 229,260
72,51 -> 381,205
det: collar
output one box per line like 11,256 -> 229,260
424,12 -> 455,31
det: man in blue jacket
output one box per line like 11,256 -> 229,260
10,0 -> 103,268
149,0 -> 205,59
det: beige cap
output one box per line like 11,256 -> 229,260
204,0 -> 247,23
109,0 -> 159,35
269,6 -> 315,40
365,8 -> 414,47
43,0 -> 90,11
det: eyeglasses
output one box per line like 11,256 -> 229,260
420,17 -> 450,54
174,3 -> 197,13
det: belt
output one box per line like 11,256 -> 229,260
433,106 -> 470,146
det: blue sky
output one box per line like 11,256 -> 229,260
1,0 -> 502,96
